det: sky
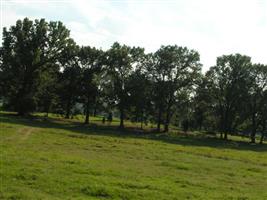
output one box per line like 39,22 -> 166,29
1,0 -> 267,71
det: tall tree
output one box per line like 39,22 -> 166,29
58,45 -> 81,119
105,42 -> 144,128
128,67 -> 152,129
149,45 -> 201,132
259,90 -> 267,144
248,64 -> 267,143
192,75 -> 213,131
36,63 -> 60,117
206,54 -> 252,139
79,46 -> 103,124
0,18 -> 75,115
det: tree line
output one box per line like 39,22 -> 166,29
0,18 -> 266,144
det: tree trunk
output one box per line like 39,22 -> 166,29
44,100 -> 50,118
164,110 -> 170,132
93,108 -> 97,117
199,119 -> 202,131
219,106 -> 224,139
157,107 -> 162,132
164,104 -> 171,132
260,133 -> 265,144
18,109 -> 25,116
17,92 -> 28,116
93,96 -> 97,117
260,122 -> 266,144
119,108 -> 124,129
85,113 -> 89,124
164,124 -> 169,132
84,99 -> 90,124
224,132 -> 228,140
65,99 -> 71,119
251,112 -> 256,143
16,76 -> 31,116
223,110 -> 229,140
140,110 -> 143,129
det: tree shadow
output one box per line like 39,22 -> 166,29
1,112 -> 266,152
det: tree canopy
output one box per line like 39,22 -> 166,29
0,18 -> 266,144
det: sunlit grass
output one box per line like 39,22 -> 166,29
0,112 -> 266,199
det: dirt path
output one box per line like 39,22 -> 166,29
17,127 -> 36,141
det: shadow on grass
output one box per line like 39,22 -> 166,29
1,112 -> 266,152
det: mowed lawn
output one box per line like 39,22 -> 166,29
0,113 -> 267,200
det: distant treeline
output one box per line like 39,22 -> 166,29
0,18 -> 266,143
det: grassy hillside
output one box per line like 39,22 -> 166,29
0,113 -> 267,200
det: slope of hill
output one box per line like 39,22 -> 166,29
0,113 -> 267,200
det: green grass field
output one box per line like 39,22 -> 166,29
0,113 -> 267,200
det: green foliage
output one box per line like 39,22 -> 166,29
58,50 -> 82,119
104,42 -> 145,128
0,18 -> 75,115
148,45 -> 202,132
128,68 -> 152,127
1,17 -> 267,140
206,54 -> 252,139
247,64 -> 267,142
79,46 -> 103,124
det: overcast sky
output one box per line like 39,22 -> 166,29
1,0 -> 267,71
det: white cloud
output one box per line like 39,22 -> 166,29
1,0 -> 267,71
67,21 -> 112,47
